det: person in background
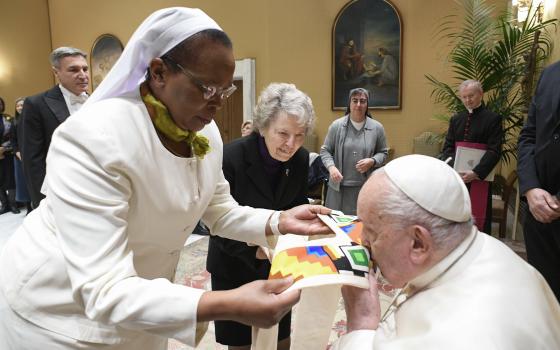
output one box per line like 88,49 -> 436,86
207,82 -> 315,350
11,97 -> 32,213
332,155 -> 560,349
0,96 -> 20,215
22,46 -> 89,209
440,79 -> 502,233
0,8 -> 330,350
241,120 -> 253,137
339,39 -> 365,81
367,47 -> 398,87
518,61 -> 560,302
320,87 -> 388,215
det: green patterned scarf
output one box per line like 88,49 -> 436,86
142,92 -> 210,158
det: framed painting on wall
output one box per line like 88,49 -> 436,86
90,34 -> 124,91
333,0 -> 402,110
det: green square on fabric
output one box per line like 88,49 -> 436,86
349,248 -> 369,267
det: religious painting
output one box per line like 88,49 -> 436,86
333,0 -> 402,110
90,34 -> 124,91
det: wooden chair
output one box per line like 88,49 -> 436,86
491,170 -> 518,238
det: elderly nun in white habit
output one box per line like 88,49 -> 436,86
0,7 -> 331,350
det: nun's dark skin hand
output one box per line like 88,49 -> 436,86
197,277 -> 299,328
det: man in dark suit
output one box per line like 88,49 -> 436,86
22,47 -> 89,208
518,61 -> 560,302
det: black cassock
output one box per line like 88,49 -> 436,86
441,103 -> 503,232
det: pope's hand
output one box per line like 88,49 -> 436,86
341,272 -> 380,332
197,277 -> 300,328
277,204 -> 333,236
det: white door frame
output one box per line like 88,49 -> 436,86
233,58 -> 256,121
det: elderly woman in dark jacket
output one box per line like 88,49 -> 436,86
207,82 -> 316,350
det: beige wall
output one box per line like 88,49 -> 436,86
47,0 -> 468,157
6,0 -> 553,159
0,0 -> 52,113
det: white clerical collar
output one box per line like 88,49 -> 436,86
408,227 -> 478,292
467,102 -> 482,114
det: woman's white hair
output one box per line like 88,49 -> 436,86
375,169 -> 473,250
253,82 -> 315,135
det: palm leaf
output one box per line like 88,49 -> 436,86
426,0 -> 557,165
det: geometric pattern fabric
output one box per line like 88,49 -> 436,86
269,242 -> 371,282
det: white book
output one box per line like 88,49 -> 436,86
454,146 -> 495,181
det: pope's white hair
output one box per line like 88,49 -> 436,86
373,169 -> 473,250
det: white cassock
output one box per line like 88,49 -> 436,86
331,228 -> 560,349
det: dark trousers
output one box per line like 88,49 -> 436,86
0,189 -> 17,210
524,215 -> 560,302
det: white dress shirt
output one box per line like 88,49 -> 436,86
59,84 -> 88,115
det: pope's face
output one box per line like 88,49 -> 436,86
358,174 -> 413,288
261,113 -> 306,162
157,39 -> 235,132
459,85 -> 483,111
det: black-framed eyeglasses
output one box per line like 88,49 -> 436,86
162,56 -> 237,101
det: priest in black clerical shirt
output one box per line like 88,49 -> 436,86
441,79 -> 503,233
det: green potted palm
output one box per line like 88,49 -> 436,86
426,0 -> 556,164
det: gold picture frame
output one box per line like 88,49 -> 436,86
332,0 -> 403,110
90,34 -> 124,91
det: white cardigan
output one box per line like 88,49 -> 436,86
0,91 -> 273,346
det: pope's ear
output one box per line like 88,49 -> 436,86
408,225 -> 431,265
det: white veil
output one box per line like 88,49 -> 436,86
85,7 -> 221,106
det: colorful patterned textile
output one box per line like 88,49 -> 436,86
269,213 -> 372,293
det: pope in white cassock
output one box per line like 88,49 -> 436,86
331,154 -> 560,350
